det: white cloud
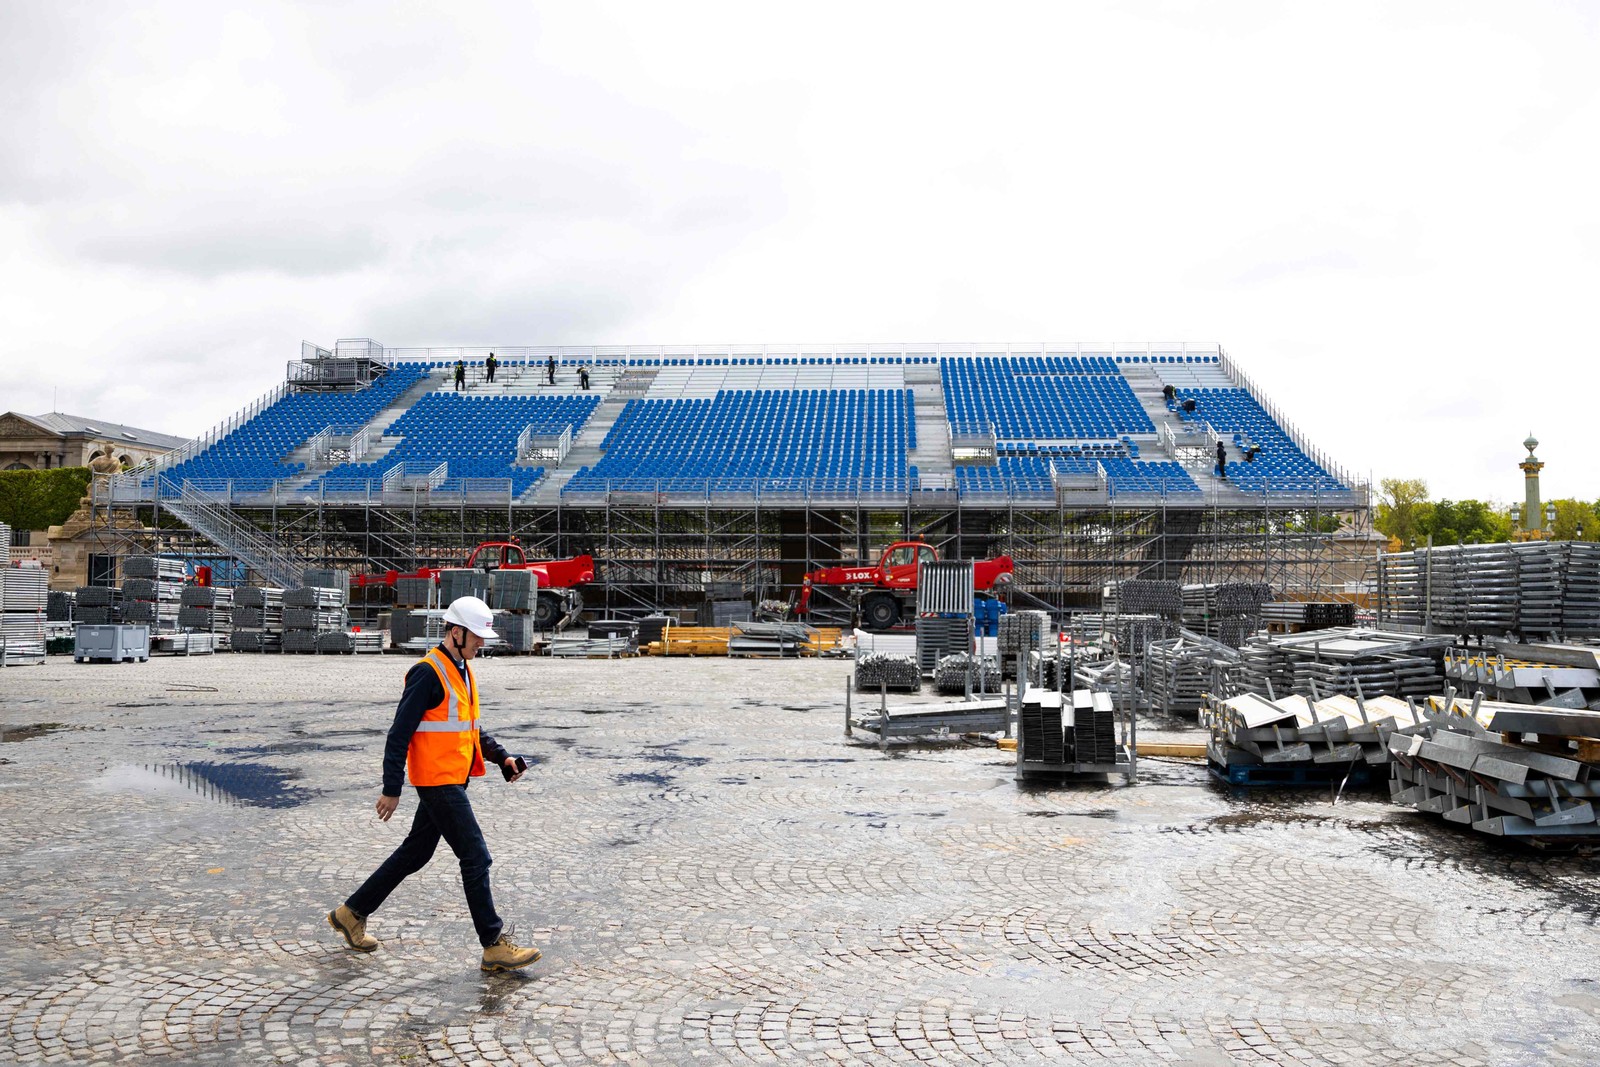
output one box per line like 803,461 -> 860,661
0,0 -> 1596,500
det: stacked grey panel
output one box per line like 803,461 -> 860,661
125,555 -> 187,581
151,631 -> 217,655
916,615 -> 973,675
1389,698 -> 1600,839
302,568 -> 350,598
392,609 -> 447,651
708,599 -> 753,626
178,585 -> 233,636
395,576 -> 437,607
438,568 -> 490,605
934,652 -> 1000,695
493,612 -> 540,653
490,570 -> 535,612
283,585 -> 349,650
1,564 -> 48,665
315,630 -> 384,653
231,587 -> 284,652
1203,690 -> 1424,773
47,591 -> 76,622
122,566 -> 184,631
854,651 -> 921,692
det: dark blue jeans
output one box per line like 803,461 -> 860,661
346,783 -> 503,947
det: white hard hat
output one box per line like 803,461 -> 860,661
443,595 -> 498,639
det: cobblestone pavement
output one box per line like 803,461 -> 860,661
3,654 -> 1599,1065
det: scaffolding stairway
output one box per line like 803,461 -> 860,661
161,481 -> 305,590
906,365 -> 955,489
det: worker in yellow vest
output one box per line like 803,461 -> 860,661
328,595 -> 541,972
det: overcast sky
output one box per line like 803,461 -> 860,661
2,1 -> 1596,502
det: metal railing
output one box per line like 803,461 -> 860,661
145,380 -> 289,477
307,424 -> 372,467
161,478 -> 304,590
517,423 -> 573,465
1216,348 -> 1361,491
383,462 -> 448,491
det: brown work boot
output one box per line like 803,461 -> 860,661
481,931 -> 541,972
327,905 -> 378,952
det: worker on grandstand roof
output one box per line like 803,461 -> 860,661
329,595 -> 541,973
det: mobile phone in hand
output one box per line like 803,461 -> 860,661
501,755 -> 527,782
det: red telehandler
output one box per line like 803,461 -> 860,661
795,540 -> 1013,632
354,540 -> 593,630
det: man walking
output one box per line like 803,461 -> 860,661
1215,439 -> 1228,480
454,359 -> 466,392
485,352 -> 498,384
328,595 -> 541,972
546,354 -> 556,386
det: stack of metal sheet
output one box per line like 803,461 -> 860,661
390,607 -> 446,650
1,563 -> 48,666
439,568 -> 490,605
1070,689 -> 1119,765
178,585 -> 234,633
549,632 -> 633,657
283,585 -> 350,651
302,568 -> 350,599
1019,691 -> 1066,764
74,585 -> 122,626
490,569 -> 534,611
395,576 -> 436,607
231,587 -> 284,652
934,652 -> 1000,695
1202,688 -> 1424,780
729,619 -> 816,657
151,631 -> 217,655
122,574 -> 184,629
315,630 -> 384,653
916,615 -> 973,675
1262,601 -> 1357,630
854,651 -> 921,692
1389,696 -> 1600,839
47,590 -> 76,623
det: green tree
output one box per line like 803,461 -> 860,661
1546,499 -> 1600,541
1422,499 -> 1512,545
1376,478 -> 1431,548
0,467 -> 93,531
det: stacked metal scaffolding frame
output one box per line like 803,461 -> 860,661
1378,541 -> 1600,639
233,587 -> 285,653
80,473 -> 1372,629
2,527 -> 49,666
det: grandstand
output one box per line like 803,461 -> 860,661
91,340 -> 1369,615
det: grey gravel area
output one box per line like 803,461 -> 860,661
2,653 -> 1599,1065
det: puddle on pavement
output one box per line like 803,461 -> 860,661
96,762 -> 314,809
0,722 -> 73,743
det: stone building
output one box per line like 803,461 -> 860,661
0,411 -> 187,472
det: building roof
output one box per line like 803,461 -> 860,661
6,412 -> 188,451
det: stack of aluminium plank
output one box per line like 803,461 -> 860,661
232,587 -> 285,653
1388,695 -> 1600,839
1236,627 -> 1449,699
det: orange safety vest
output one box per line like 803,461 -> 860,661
406,647 -> 487,786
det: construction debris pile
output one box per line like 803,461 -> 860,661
1390,695 -> 1600,839
854,651 -> 921,692
1379,541 -> 1600,638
